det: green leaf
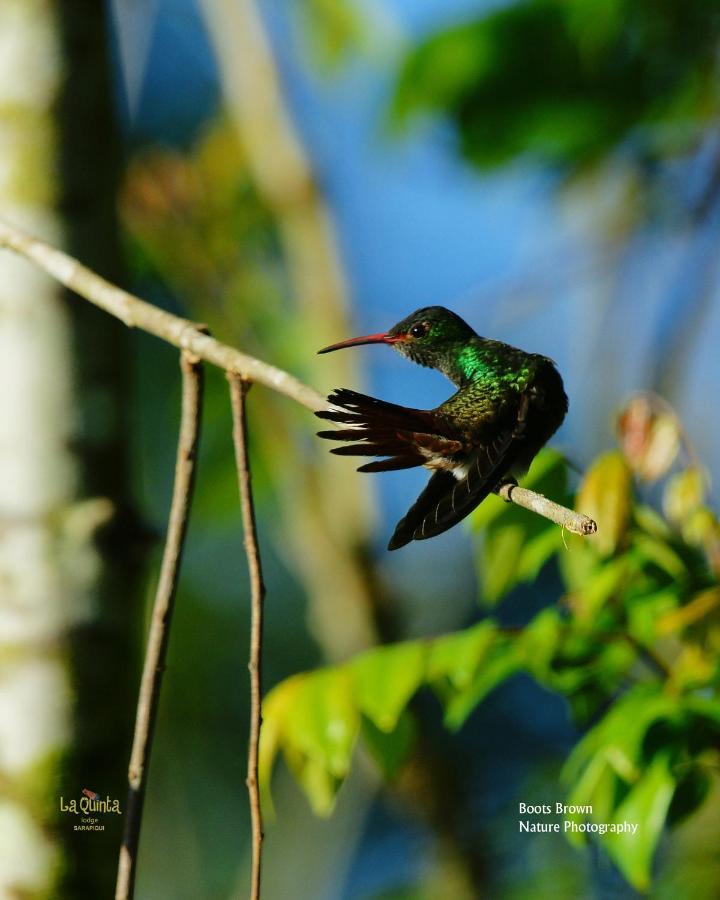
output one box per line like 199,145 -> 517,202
392,23 -> 494,126
516,608 -> 563,677
558,533 -> 600,593
683,695 -> 720,728
284,747 -> 342,817
569,556 -> 630,623
564,752 -> 618,847
443,635 -> 520,730
473,449 -> 569,603
631,533 -> 687,580
656,586 -> 720,635
350,641 -> 426,732
476,502 -> 561,604
681,505 -> 720,550
259,674 -> 305,817
663,467 -> 707,524
565,0 -> 625,56
604,753 -> 675,892
666,765 -> 711,826
626,589 -> 678,645
478,522 -> 528,603
299,0 -> 365,71
280,667 -> 360,814
362,711 -> 416,781
634,504 -> 673,540
563,686 -> 677,785
427,619 -> 497,690
575,451 -> 632,556
517,525 -> 566,582
292,669 -> 359,775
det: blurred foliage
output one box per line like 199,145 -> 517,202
262,394 -> 720,891
295,0 -> 366,70
121,122 -> 319,524
393,0 -> 720,174
618,393 -> 683,482
121,124 -> 291,370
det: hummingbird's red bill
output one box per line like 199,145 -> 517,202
318,332 -> 403,354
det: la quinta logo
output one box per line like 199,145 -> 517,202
60,787 -> 122,831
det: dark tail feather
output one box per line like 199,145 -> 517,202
329,443 -> 401,457
316,388 -> 435,433
358,456 -> 420,473
316,388 -> 439,472
388,471 -> 457,550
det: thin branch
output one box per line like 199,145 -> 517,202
0,217 -> 596,537
0,218 -> 324,413
228,375 -> 265,900
494,482 -> 597,536
115,351 -> 204,900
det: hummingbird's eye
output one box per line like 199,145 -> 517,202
410,323 -> 428,339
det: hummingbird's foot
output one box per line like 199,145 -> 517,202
496,476 -> 518,502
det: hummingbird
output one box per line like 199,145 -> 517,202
316,306 -> 568,550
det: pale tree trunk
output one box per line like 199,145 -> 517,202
0,2 -> 134,897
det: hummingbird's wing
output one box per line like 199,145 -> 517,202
316,388 -> 466,473
387,429 -> 519,549
317,387 -> 529,550
387,470 -> 458,549
388,393 -> 531,549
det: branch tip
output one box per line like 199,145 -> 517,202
493,483 -> 598,537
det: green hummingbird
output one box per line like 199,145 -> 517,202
316,306 -> 568,550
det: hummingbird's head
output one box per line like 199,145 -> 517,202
318,306 -> 476,372
386,307 -> 476,368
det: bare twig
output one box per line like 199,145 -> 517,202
115,351 -> 203,900
0,218 -> 324,412
228,375 -> 266,900
0,217 -> 595,537
494,482 -> 597,536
